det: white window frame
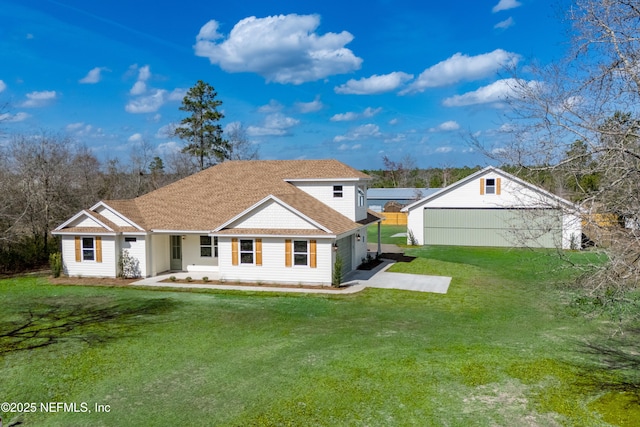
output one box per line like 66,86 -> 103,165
293,240 -> 309,266
358,185 -> 365,207
333,185 -> 343,198
240,239 -> 254,264
82,237 -> 95,261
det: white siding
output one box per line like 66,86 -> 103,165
61,235 -> 117,277
422,175 -> 554,209
94,205 -> 136,227
218,237 -> 333,285
119,235 -> 147,277
293,182 -> 361,221
407,209 -> 425,245
182,234 -> 219,271
406,171 -> 582,248
562,213 -> 582,250
72,216 -> 103,228
149,234 -> 170,275
231,201 -> 315,229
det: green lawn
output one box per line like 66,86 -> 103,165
1,246 -> 638,426
367,224 -> 407,245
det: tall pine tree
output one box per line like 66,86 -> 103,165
174,80 -> 229,170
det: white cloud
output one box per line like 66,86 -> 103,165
430,120 -> 461,132
65,122 -> 104,137
337,143 -> 362,151
442,78 -> 534,107
0,112 -> 30,122
389,118 -> 399,125
128,133 -> 143,142
330,112 -> 358,122
335,72 -> 413,95
125,89 -> 167,113
494,17 -> 515,29
333,124 -> 382,142
247,113 -> 300,136
130,65 -> 151,95
194,14 -> 363,84
168,88 -> 187,102
435,146 -> 453,153
155,123 -> 176,138
258,100 -> 283,114
296,96 -> 323,113
0,80 -> 6,92
492,0 -> 522,13
384,133 -> 407,143
156,141 -> 181,155
22,90 -> 57,107
401,49 -> 520,94
330,107 -> 381,122
79,67 -> 108,84
130,81 -> 146,95
362,107 -> 382,117
66,122 -> 86,131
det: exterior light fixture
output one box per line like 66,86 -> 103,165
333,242 -> 338,252
356,233 -> 361,241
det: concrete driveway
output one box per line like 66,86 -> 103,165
344,258 -> 451,294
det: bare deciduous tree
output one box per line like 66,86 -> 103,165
226,122 -> 259,160
475,0 -> 640,292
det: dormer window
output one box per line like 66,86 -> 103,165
480,177 -> 501,195
333,185 -> 343,198
358,185 -> 365,207
485,178 -> 496,194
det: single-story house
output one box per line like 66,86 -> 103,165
53,160 -> 382,285
367,188 -> 439,212
402,166 -> 582,249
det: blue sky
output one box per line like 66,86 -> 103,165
0,0 -> 569,169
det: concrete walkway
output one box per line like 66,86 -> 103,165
131,246 -> 451,294
132,271 -> 365,294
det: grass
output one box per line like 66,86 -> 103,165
1,245 -> 638,426
367,224 -> 407,246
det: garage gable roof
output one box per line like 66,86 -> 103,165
402,166 -> 581,212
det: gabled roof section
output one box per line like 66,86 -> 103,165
53,209 -> 138,235
93,159 -> 368,234
402,166 -> 581,212
90,201 -> 145,230
214,195 -> 332,233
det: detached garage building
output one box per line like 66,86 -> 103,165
402,167 -> 582,249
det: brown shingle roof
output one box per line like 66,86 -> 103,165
101,160 -> 370,234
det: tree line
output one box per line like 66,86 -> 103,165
0,80 -> 257,274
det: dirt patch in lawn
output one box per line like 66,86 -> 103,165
47,276 -> 350,291
48,277 -> 139,287
157,279 -> 350,291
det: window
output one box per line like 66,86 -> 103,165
124,236 -> 137,243
485,178 -> 496,194
200,236 -> 219,257
200,236 -> 212,257
358,185 -> 365,207
82,237 -> 95,261
293,240 -> 308,266
240,239 -> 254,264
333,185 -> 343,198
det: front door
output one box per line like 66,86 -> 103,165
170,235 -> 182,270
